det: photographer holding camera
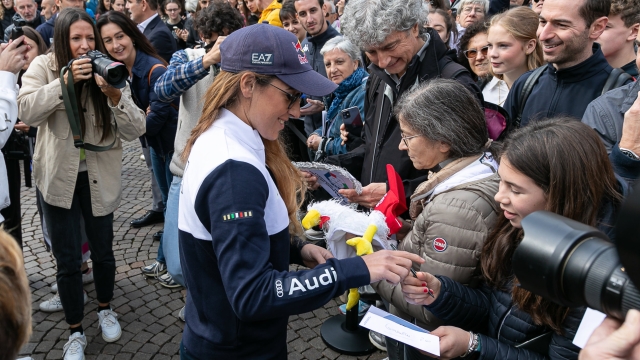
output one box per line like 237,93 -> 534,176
400,119 -> 625,360
17,8 -> 145,360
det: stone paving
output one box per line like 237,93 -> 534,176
18,139 -> 388,360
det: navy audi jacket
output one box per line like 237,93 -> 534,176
504,43 -> 632,127
178,108 -> 371,359
129,50 -> 178,157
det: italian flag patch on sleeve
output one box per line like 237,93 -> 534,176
223,211 -> 253,221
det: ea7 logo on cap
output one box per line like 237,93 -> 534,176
433,238 -> 448,252
251,53 -> 273,66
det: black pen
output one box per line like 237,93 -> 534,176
390,243 -> 434,298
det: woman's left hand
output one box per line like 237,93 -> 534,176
94,74 -> 121,105
300,99 -> 324,116
300,244 -> 334,268
307,133 -> 321,150
338,182 -> 387,208
419,326 -> 470,359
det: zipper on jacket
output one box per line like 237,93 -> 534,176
370,84 -> 392,183
497,306 -> 514,342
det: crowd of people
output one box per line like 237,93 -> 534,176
1,0 -> 640,359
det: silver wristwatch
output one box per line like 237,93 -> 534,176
620,147 -> 640,161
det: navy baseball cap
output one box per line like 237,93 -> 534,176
220,24 -> 338,97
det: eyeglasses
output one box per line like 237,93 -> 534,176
461,6 -> 483,14
463,45 -> 489,59
268,83 -> 301,109
166,7 -> 179,11
400,133 -> 421,147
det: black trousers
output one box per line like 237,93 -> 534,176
0,158 -> 22,248
40,171 -> 115,325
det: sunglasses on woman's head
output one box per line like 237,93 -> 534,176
463,45 -> 489,59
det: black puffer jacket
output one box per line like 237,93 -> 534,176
426,276 -> 583,360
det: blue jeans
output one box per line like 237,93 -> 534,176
149,147 -> 173,264
163,175 -> 184,286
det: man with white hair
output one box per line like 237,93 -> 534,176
3,0 -> 44,42
328,0 -> 482,216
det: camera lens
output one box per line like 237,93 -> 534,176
514,211 -> 640,320
344,112 -> 350,118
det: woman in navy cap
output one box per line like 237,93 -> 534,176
177,24 -> 424,359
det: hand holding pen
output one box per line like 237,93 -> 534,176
390,244 -> 435,299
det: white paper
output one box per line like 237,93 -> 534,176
573,308 -> 607,349
359,306 -> 440,356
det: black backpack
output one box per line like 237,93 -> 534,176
513,66 -> 633,129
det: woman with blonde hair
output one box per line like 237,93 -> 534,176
484,6 -> 543,107
177,24 -> 423,359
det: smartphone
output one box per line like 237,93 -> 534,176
341,106 -> 363,133
10,26 -> 24,47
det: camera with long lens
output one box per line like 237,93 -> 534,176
70,50 -> 128,89
513,187 -> 640,321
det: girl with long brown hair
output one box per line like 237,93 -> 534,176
177,24 -> 423,360
400,119 -> 624,360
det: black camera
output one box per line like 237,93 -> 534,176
513,188 -> 640,321
72,50 -> 127,89
10,19 -> 26,47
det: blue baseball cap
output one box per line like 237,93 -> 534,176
220,24 -> 338,97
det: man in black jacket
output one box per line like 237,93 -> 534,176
504,0 -> 630,127
127,0 -> 176,63
3,0 -> 44,42
324,0 -> 482,209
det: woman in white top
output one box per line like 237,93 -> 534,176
484,6 -> 542,107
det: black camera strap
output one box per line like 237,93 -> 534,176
60,66 -> 117,152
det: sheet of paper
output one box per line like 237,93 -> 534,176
573,308 -> 607,349
359,306 -> 440,356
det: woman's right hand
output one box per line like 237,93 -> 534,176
340,123 -> 349,145
401,271 -> 441,306
362,250 -> 424,285
63,58 -> 92,85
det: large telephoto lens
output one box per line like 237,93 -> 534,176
88,51 -> 127,89
513,211 -> 640,321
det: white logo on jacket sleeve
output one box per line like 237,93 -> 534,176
275,280 -> 284,297
277,267 -> 338,298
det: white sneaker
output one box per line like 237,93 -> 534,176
63,332 -> 86,360
40,292 -> 89,312
52,270 -> 94,293
97,309 -> 122,342
178,306 -> 185,321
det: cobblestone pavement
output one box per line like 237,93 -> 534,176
18,140 -> 387,360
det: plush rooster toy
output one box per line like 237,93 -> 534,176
301,165 -> 407,312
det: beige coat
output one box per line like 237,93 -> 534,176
18,53 -> 146,216
373,155 -> 500,330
